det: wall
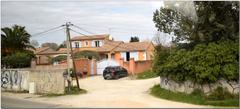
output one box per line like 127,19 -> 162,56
74,58 -> 97,76
134,60 -> 152,74
159,77 -> 239,95
35,64 -> 67,70
119,58 -> 152,74
1,69 -> 65,94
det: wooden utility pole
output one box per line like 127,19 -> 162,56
65,22 -> 80,90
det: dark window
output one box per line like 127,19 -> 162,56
126,52 -> 130,61
75,42 -> 79,48
95,41 -> 100,47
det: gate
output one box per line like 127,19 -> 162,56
96,59 -> 119,75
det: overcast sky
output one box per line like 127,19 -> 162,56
2,0 -> 174,45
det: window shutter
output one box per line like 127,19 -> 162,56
99,41 -> 103,46
79,41 -> 82,47
92,41 -> 95,47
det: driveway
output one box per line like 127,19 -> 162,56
2,76 -> 208,108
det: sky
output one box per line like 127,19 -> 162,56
2,0 -> 174,45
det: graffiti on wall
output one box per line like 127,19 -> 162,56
1,70 -> 23,90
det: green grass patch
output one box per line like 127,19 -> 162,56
2,90 -> 29,93
136,70 -> 158,79
150,84 -> 239,107
41,86 -> 87,97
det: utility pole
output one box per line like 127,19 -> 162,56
65,22 -> 80,90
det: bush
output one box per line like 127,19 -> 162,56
74,50 -> 100,60
136,70 -> 158,79
2,52 -> 34,68
153,40 -> 239,84
52,55 -> 67,63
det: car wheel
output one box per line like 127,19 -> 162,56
104,74 -> 111,80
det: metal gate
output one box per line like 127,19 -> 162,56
96,59 -> 119,75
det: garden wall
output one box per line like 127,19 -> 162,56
160,77 -> 239,95
1,69 -> 65,94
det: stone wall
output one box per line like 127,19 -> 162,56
1,69 -> 65,94
160,77 -> 239,95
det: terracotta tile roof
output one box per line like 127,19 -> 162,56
35,47 -> 51,54
113,42 -> 153,52
96,40 -> 123,52
71,34 -> 110,41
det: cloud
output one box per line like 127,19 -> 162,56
2,1 -> 165,45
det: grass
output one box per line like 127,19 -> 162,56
2,90 -> 29,93
136,70 -> 159,79
150,84 -> 239,107
41,86 -> 87,97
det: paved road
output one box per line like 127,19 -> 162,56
1,96 -> 62,108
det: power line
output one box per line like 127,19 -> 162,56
31,27 -> 65,38
72,24 -> 95,35
69,28 -> 87,36
31,25 -> 64,37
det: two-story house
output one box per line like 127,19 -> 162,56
70,34 -> 154,62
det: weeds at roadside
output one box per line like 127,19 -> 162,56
150,84 -> 239,107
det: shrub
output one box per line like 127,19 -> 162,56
74,50 -> 100,60
52,55 -> 67,63
2,52 -> 34,68
153,39 -> 239,84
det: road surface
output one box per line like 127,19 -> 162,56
1,96 -> 63,108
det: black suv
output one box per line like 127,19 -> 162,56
103,66 -> 128,80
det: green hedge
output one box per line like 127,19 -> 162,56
153,39 -> 239,84
2,52 -> 34,68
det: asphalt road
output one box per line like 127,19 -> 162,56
1,96 -> 62,108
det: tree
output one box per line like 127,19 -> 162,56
41,42 -> 58,50
152,1 -> 239,83
1,25 -> 35,56
1,25 -> 35,68
129,36 -> 140,42
153,1 -> 239,48
57,41 -> 67,50
30,40 -> 39,48
74,50 -> 100,60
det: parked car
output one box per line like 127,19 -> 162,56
103,66 -> 128,80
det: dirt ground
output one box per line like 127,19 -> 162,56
2,76 -> 209,108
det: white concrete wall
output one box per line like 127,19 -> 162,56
1,69 -> 65,94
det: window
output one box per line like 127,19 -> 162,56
85,41 -> 88,46
95,41 -> 100,47
75,42 -> 79,48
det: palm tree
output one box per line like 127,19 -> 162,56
1,25 -> 35,56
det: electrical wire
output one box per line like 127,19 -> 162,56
69,28 -> 87,36
31,26 -> 65,38
31,25 -> 64,37
72,24 -> 95,35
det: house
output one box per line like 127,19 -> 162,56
33,34 -> 155,75
70,34 -> 154,62
35,47 -> 69,65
